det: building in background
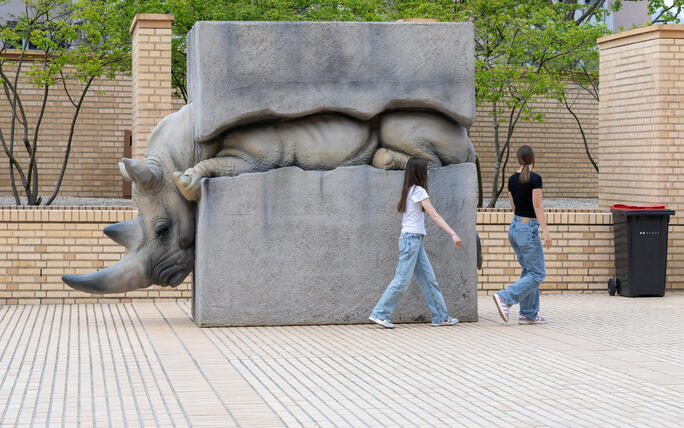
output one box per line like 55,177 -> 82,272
0,0 -> 24,23
607,0 -> 651,31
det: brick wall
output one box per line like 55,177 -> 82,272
0,63 -> 131,198
1,206 -> 680,304
0,207 -> 190,304
471,89 -> 599,200
477,209 -> 683,295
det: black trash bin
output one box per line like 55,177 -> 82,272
608,204 -> 675,297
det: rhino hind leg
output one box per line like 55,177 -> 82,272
378,111 -> 474,166
173,156 -> 256,201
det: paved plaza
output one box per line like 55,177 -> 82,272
0,294 -> 682,427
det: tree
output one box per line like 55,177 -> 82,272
462,0 -> 680,206
547,0 -> 683,176
467,0 -> 603,207
648,0 -> 683,23
0,0 -> 130,205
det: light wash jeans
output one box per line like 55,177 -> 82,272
498,215 -> 546,319
371,232 -> 450,324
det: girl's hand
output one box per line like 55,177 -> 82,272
543,230 -> 552,249
451,233 -> 462,247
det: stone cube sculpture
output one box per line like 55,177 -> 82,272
194,164 -> 478,326
62,21 -> 479,326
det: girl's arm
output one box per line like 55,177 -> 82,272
532,188 -> 552,249
420,198 -> 462,246
508,191 -> 515,213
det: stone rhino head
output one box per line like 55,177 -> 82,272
62,106 -> 196,293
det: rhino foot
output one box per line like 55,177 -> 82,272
173,171 -> 203,201
372,147 -> 410,170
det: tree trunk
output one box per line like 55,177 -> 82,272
564,96 -> 598,173
487,102 -> 501,208
27,80 -> 50,205
476,155 -> 483,209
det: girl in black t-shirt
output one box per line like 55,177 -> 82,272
492,145 -> 552,325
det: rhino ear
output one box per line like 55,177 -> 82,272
119,161 -> 132,182
121,158 -> 160,190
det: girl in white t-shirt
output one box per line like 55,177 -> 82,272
369,157 -> 462,328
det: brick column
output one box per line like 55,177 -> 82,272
597,25 -> 684,210
598,25 -> 684,289
130,14 -> 174,160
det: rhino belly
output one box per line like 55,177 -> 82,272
215,110 -> 474,171
221,114 -> 374,170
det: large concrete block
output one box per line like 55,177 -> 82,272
193,164 -> 478,326
187,21 -> 475,142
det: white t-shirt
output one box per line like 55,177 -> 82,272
401,185 -> 429,235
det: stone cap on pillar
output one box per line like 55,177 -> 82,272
130,13 -> 174,35
597,24 -> 684,49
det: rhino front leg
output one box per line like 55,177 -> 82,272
173,155 -> 255,201
371,147 -> 410,170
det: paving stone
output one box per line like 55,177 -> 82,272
0,294 -> 682,426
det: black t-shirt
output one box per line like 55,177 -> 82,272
508,172 -> 543,218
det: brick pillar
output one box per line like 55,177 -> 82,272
598,25 -> 684,210
598,25 -> 684,289
130,14 -> 174,160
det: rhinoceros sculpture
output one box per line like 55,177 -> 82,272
61,105 -> 476,293
62,20 -> 481,294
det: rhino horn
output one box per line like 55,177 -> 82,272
120,158 -> 161,191
62,254 -> 151,294
103,218 -> 141,249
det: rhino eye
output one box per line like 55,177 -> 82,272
155,224 -> 171,238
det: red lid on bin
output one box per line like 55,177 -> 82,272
611,204 -> 667,210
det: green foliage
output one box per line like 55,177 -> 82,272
461,0 -> 605,204
648,0 -> 683,23
472,1 -> 560,120
1,0 -> 130,86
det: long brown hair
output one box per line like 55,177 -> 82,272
397,158 -> 429,212
517,145 -> 535,184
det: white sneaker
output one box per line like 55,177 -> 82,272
518,315 -> 547,325
432,317 -> 459,327
369,316 -> 395,329
492,294 -> 511,323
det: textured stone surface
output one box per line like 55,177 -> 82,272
187,21 -> 475,142
193,164 -> 478,326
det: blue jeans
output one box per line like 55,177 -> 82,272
371,233 -> 450,324
498,216 -> 546,319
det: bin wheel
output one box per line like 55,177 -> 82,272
608,278 -> 617,296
